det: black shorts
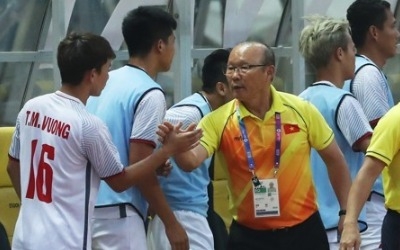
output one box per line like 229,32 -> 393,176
227,211 -> 329,250
381,209 -> 400,250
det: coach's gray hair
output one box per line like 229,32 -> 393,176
299,15 -> 351,69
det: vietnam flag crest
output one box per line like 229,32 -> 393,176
283,124 -> 300,134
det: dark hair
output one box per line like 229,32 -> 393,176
122,6 -> 177,57
201,48 -> 231,93
347,0 -> 391,48
57,32 -> 115,86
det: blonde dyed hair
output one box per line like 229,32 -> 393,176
299,15 -> 351,69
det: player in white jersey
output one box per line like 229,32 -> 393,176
345,1 -> 399,248
6,32 -> 202,250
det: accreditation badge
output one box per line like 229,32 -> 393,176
253,178 -> 280,218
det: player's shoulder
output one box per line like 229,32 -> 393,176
87,113 -> 107,129
24,93 -> 53,106
355,64 -> 383,79
75,108 -> 108,134
279,91 -> 311,110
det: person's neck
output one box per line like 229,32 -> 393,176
240,91 -> 272,119
200,91 -> 222,111
357,48 -> 386,69
59,84 -> 90,105
128,56 -> 158,79
316,67 -> 344,88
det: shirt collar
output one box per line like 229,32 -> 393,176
55,90 -> 84,105
311,80 -> 336,88
236,85 -> 286,121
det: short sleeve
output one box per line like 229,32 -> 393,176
337,95 -> 372,149
82,117 -> 123,178
131,89 -> 166,146
366,105 -> 400,166
352,66 -> 391,122
305,102 -> 334,150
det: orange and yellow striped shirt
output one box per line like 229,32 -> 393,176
199,86 -> 333,229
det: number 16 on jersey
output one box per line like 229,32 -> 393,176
26,139 -> 54,203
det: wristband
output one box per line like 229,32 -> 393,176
338,209 -> 346,216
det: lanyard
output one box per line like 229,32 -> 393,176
235,103 -> 282,186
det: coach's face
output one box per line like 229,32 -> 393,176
226,44 -> 275,103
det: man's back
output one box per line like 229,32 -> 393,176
9,92 -> 122,249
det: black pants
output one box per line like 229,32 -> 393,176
381,209 -> 400,250
0,222 -> 10,250
227,211 -> 329,250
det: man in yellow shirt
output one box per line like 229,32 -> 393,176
340,103 -> 400,249
160,41 -> 352,250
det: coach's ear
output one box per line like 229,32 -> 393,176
265,65 -> 275,82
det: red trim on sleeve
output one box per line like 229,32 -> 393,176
129,139 -> 156,148
102,168 -> 125,180
352,132 -> 373,152
8,154 -> 19,162
369,118 -> 380,129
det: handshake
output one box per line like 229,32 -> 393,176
157,121 -> 202,156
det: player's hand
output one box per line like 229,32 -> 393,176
165,221 -> 189,250
339,221 -> 361,250
156,159 -> 172,177
157,121 -> 175,143
158,122 -> 202,155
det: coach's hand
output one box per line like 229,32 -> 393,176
339,221 -> 361,250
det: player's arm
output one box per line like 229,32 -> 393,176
158,110 -> 212,172
354,136 -> 371,153
337,95 -> 372,153
317,140 -> 352,215
163,106 -> 207,173
131,90 -> 189,250
104,123 -> 201,192
340,156 -> 384,250
85,114 -> 201,193
7,118 -> 22,199
317,140 -> 352,237
7,158 -> 21,199
352,67 -> 391,128
134,142 -> 191,250
308,102 -> 351,235
170,144 -> 208,172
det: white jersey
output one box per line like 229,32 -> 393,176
8,91 -> 123,250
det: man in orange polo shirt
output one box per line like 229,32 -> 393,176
159,41 -> 352,250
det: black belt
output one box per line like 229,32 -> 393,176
96,203 -> 144,220
231,211 -> 320,234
